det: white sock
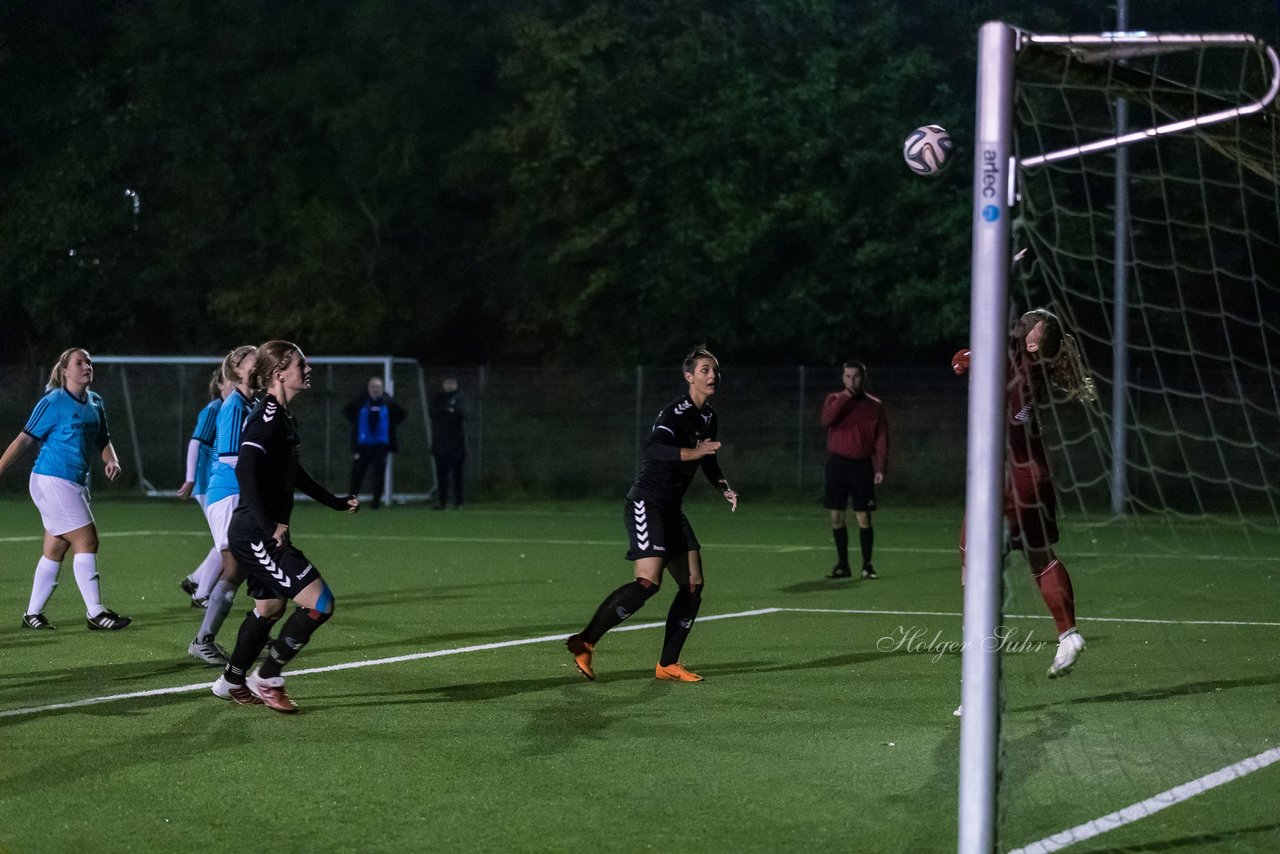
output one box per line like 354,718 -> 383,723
72,553 -> 106,618
194,548 -> 222,599
27,557 -> 61,615
196,579 -> 237,643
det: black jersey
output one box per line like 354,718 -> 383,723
235,393 -> 346,534
626,394 -> 726,505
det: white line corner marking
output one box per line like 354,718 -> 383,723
1009,745 -> 1280,854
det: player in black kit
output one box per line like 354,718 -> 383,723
211,341 -> 359,713
566,345 -> 739,682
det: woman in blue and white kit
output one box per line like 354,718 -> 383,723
187,346 -> 257,664
0,348 -> 131,630
177,368 -> 233,608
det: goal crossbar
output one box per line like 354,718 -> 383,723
1017,32 -> 1280,168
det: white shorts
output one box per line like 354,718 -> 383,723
206,494 -> 240,551
195,493 -> 208,512
29,473 -> 94,537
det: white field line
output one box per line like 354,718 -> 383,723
1009,745 -> 1280,854
779,607 -> 1280,628
4,597 -> 1273,852
3,528 -> 1280,564
0,608 -> 780,720
5,603 -> 1275,720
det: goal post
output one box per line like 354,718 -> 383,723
961,22 -> 1280,853
89,355 -> 436,506
960,22 -> 1017,854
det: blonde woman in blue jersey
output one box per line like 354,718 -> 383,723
0,348 -> 131,630
186,345 -> 257,665
177,369 -> 233,608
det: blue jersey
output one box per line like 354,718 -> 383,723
191,398 -> 222,497
205,389 -> 253,505
23,388 -> 111,488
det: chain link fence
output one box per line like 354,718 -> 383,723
0,363 -> 968,505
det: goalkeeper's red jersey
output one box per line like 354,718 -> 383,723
1006,349 -> 1051,478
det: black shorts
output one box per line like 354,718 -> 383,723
228,510 -> 324,600
823,455 -> 877,512
624,498 -> 700,564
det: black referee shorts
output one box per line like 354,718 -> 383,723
823,455 -> 878,513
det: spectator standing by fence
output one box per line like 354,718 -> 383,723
344,376 -> 406,510
429,376 -> 468,510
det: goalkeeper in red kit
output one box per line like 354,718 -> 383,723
953,308 -> 1097,679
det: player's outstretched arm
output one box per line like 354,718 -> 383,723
295,464 -> 359,513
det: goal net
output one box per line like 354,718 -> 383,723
1014,34 -> 1280,540
88,355 -> 436,505
961,25 -> 1280,854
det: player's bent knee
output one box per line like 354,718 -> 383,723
313,583 -> 335,615
300,606 -> 333,626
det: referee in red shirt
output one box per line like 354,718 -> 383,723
821,360 -> 888,579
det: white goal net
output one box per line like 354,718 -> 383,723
961,24 -> 1280,854
1014,32 -> 1280,539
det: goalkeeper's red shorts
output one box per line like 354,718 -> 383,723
1006,467 -> 1058,551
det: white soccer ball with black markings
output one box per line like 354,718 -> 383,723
903,124 -> 954,177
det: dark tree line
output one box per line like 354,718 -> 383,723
1,0 -> 1275,366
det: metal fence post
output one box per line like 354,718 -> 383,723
324,364 -> 334,484
476,366 -> 486,484
797,365 -> 806,489
634,365 -> 645,463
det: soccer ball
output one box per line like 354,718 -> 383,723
903,125 -> 954,177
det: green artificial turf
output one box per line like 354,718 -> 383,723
1,498 -> 1277,852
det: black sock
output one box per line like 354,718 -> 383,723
860,527 -> 874,567
581,579 -> 658,644
659,583 -> 703,666
259,606 -> 332,679
223,609 -> 279,684
833,527 -> 849,567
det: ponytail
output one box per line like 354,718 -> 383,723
46,348 -> 89,391
220,345 -> 257,387
1049,334 -> 1099,406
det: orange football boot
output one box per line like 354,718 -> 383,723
566,634 -> 595,680
655,662 -> 703,682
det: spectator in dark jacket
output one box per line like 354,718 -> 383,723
429,376 -> 468,510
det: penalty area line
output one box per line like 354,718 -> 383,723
0,607 -> 781,720
1008,745 -> 1280,854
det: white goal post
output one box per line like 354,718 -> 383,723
961,22 -> 1280,854
90,355 -> 436,506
